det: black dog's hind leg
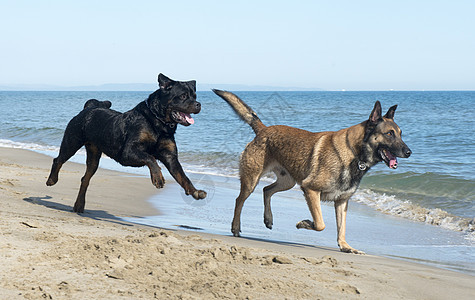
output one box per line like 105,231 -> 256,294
46,133 -> 84,186
156,139 -> 206,200
73,144 -> 102,213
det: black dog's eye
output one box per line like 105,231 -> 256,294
180,94 -> 187,100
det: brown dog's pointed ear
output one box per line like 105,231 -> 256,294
384,105 -> 397,119
158,73 -> 174,90
369,101 -> 382,124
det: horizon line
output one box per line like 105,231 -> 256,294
0,83 -> 473,92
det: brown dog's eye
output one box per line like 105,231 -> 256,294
386,130 -> 395,137
180,94 -> 187,100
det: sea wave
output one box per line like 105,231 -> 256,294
352,189 -> 475,241
2,139 -> 474,240
361,171 -> 475,220
0,138 -> 59,152
362,171 -> 474,202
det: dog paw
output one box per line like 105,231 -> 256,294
339,242 -> 365,254
151,173 -> 165,189
192,190 -> 207,200
296,219 -> 314,230
296,219 -> 325,231
340,247 -> 365,255
264,217 -> 273,230
73,203 -> 85,214
46,177 -> 57,186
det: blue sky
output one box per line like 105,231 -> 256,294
1,0 -> 474,90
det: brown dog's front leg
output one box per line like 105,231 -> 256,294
297,188 -> 326,231
334,198 -> 364,254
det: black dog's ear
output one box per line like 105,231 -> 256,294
188,80 -> 196,91
158,73 -> 174,90
369,101 -> 382,124
384,105 -> 397,120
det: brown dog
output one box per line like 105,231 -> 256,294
213,90 -> 411,254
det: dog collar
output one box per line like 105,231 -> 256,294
144,100 -> 176,128
358,161 -> 367,171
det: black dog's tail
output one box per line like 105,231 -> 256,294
212,89 -> 265,134
83,99 -> 112,110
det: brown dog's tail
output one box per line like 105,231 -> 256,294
212,89 -> 265,134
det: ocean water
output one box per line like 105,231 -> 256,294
0,90 -> 474,274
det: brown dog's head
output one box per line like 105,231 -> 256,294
364,101 -> 412,169
146,74 -> 201,126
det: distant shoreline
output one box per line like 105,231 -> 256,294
1,85 -> 474,92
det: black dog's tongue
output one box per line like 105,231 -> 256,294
180,112 -> 194,125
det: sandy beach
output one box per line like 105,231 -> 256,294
0,147 -> 473,299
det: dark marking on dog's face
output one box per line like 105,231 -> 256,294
365,101 -> 412,169
146,74 -> 201,126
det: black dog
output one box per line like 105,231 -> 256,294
46,74 -> 207,213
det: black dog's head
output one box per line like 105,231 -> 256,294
364,101 -> 412,169
146,74 -> 201,126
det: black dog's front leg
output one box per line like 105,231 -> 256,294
121,147 -> 165,189
157,146 -> 206,200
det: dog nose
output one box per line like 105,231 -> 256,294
405,149 -> 412,158
195,102 -> 201,109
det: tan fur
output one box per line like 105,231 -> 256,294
214,90 -> 411,254
139,130 -> 157,144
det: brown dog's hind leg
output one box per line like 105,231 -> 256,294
232,142 -> 265,237
296,188 -> 326,231
73,144 -> 102,213
232,189 -> 252,237
232,174 -> 260,237
263,168 -> 295,229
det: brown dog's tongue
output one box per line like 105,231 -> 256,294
390,157 -> 398,169
385,150 -> 398,169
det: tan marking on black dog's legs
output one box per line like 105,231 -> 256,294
46,158 -> 63,186
156,142 -> 206,199
73,145 -> 102,213
146,160 -> 165,189
192,190 -> 207,199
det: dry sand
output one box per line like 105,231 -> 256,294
0,147 -> 473,299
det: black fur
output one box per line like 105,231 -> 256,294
46,74 -> 206,213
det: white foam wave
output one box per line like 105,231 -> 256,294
352,189 -> 475,241
0,139 -> 60,152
